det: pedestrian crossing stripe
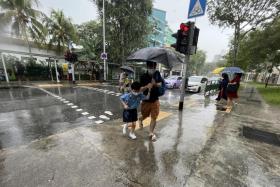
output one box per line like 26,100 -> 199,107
88,116 -> 96,119
99,115 -> 110,120
189,0 -> 203,17
95,120 -> 104,124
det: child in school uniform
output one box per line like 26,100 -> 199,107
120,81 -> 151,139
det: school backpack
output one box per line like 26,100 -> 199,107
153,71 -> 166,97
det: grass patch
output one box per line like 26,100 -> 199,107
249,82 -> 280,106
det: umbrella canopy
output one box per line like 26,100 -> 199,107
212,67 -> 225,74
126,47 -> 185,69
222,67 -> 244,74
120,66 -> 134,73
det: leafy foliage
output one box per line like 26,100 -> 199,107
229,16 -> 280,71
208,0 -> 280,66
189,50 -> 206,75
43,9 -> 77,54
0,0 -> 46,52
92,0 -> 153,65
76,20 -> 103,61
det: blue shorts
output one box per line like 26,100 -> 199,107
123,108 -> 138,123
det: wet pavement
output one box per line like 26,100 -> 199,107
0,83 -> 279,186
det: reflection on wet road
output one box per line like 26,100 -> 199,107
0,86 -> 191,149
0,85 -> 125,149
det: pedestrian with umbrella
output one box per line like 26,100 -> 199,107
127,47 -> 184,141
138,61 -> 165,141
226,73 -> 243,111
119,66 -> 134,93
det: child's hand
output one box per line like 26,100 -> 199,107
124,104 -> 129,109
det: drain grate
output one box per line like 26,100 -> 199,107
242,126 -> 280,146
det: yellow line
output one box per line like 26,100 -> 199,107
121,111 -> 172,130
137,111 -> 172,130
37,84 -> 63,88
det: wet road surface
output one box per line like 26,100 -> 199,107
0,85 -> 189,149
1,84 -> 279,186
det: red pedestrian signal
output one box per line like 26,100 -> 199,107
171,22 -> 200,55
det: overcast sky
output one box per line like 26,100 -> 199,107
39,0 -> 233,62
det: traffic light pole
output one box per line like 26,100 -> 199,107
102,0 -> 107,81
179,22 -> 195,110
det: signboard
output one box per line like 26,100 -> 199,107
188,0 -> 207,19
101,52 -> 107,60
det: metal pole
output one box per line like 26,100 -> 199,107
54,59 -> 60,83
72,63 -> 75,83
103,0 -> 107,81
179,22 -> 195,110
1,53 -> 9,83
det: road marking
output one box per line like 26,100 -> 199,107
88,116 -> 96,119
63,101 -> 70,103
104,111 -> 113,116
99,115 -> 110,120
134,111 -> 172,130
67,103 -> 74,106
95,120 -> 104,124
76,109 -> 83,112
82,112 -> 89,115
71,105 -> 78,108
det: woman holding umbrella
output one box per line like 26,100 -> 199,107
226,73 -> 242,110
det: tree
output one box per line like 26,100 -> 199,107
43,9 -> 77,54
76,20 -> 103,61
189,50 -> 206,75
208,0 -> 280,66
92,0 -> 153,65
233,16 -> 280,71
0,0 -> 46,53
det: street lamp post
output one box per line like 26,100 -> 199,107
103,0 -> 107,81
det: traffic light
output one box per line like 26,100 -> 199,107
171,22 -> 200,55
64,50 -> 78,63
171,23 -> 191,54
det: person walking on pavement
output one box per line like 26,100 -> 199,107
119,71 -> 127,93
139,61 -> 165,141
226,73 -> 242,110
216,73 -> 229,102
120,82 -> 151,140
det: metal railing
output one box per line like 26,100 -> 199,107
204,80 -> 220,97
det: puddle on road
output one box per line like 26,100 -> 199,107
242,126 -> 280,147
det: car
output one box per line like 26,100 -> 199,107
0,68 -> 6,81
164,76 -> 182,89
186,76 -> 208,93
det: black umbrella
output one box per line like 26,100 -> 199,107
120,65 -> 134,73
126,47 -> 185,69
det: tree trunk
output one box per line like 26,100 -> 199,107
233,23 -> 240,66
22,25 -> 32,55
265,73 -> 270,88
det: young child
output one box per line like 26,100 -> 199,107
120,81 -> 151,140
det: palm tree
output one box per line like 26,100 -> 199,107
0,0 -> 46,54
44,9 -> 77,54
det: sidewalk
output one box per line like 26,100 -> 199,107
0,85 -> 279,187
0,80 -> 103,89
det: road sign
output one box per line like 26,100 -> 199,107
188,0 -> 207,19
101,52 -> 107,60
